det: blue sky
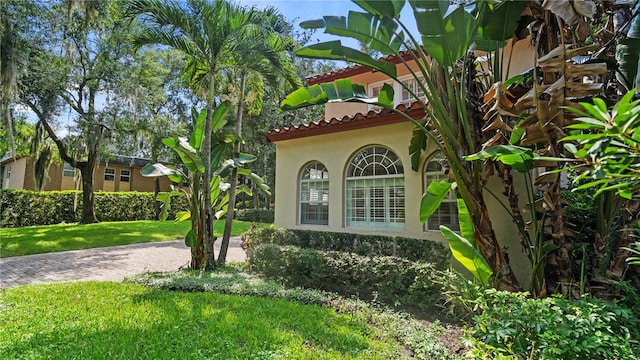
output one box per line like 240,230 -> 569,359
239,0 -> 418,47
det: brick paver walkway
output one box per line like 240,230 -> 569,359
0,237 -> 245,289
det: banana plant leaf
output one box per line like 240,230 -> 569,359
353,0 -> 405,18
300,10 -> 404,55
440,225 -> 493,285
420,180 -> 453,223
410,1 -> 476,66
409,123 -> 428,171
295,41 -> 397,78
140,163 -> 186,184
281,78 -> 393,111
162,137 -> 205,174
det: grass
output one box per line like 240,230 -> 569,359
0,281 -> 406,359
0,220 -> 267,258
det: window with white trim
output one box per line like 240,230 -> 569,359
63,163 -> 75,178
104,168 -> 115,181
299,161 -> 329,225
120,169 -> 131,183
346,146 -> 405,229
401,76 -> 425,107
424,152 -> 459,231
368,75 -> 426,110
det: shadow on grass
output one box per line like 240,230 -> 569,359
2,283 -> 389,359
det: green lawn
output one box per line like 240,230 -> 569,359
0,220 -> 266,258
0,282 -> 401,359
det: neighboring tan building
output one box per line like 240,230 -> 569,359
1,155 -> 176,193
266,42 -> 535,287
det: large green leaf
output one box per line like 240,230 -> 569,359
409,123 -> 428,171
301,11 -> 404,55
420,180 -> 453,223
294,41 -> 397,78
477,0 -> 527,42
456,198 -> 474,246
410,1 -> 476,66
210,100 -> 231,132
162,137 -> 205,173
189,108 -> 206,151
615,38 -> 640,94
140,163 -> 186,183
184,229 -> 196,248
464,145 -> 534,173
280,78 -> 392,111
353,0 -> 405,18
440,225 -> 493,285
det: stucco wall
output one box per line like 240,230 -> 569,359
2,157 -> 27,189
272,121 -> 532,288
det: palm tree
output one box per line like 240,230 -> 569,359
217,8 -> 301,265
129,0 -> 276,269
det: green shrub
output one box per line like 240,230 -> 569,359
245,227 -> 450,268
249,243 -> 441,306
0,189 -> 188,227
235,208 -> 274,223
467,290 -> 640,359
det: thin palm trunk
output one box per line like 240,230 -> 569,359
219,71 -> 246,265
203,70 -> 217,269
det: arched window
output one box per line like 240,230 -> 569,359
346,146 -> 404,229
424,151 -> 459,231
300,161 -> 329,225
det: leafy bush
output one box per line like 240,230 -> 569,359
235,208 -> 274,223
0,189 -> 188,227
467,290 -> 640,359
245,227 -> 450,268
249,243 -> 441,306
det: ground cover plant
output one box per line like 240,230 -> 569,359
128,268 -> 461,359
0,220 -> 266,258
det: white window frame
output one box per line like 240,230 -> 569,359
424,152 -> 459,231
5,165 -> 11,179
345,146 -> 405,229
368,75 -> 426,111
120,169 -> 131,183
299,161 -> 329,225
104,168 -> 115,181
62,163 -> 75,178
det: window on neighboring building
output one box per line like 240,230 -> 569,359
120,169 -> 131,183
300,161 -> 329,225
5,165 -> 11,179
424,151 -> 459,231
104,168 -> 115,181
346,146 -> 405,229
63,163 -> 75,178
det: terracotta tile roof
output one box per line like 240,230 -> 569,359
266,101 -> 426,143
305,50 -> 417,85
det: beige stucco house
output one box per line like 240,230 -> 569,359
1,155 -> 174,192
267,41 -> 535,286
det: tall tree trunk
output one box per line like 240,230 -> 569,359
79,162 -> 98,224
218,71 -> 246,265
202,71 -> 216,270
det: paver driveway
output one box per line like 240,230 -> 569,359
0,237 -> 245,289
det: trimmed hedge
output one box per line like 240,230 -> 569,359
0,189 -> 188,227
235,208 -> 274,223
245,227 -> 450,268
249,243 -> 442,305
